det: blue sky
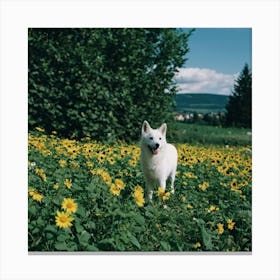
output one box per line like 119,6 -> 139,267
175,28 -> 252,95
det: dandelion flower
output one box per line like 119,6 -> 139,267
227,219 -> 236,230
96,169 -> 112,185
217,223 -> 224,234
132,185 -> 145,207
194,242 -> 201,248
55,211 -> 74,228
61,198 -> 78,214
157,187 -> 170,201
199,182 -> 209,191
59,159 -> 67,168
35,127 -> 45,132
115,179 -> 125,190
64,179 -> 72,189
207,205 -> 220,212
32,192 -> 44,202
28,188 -> 43,202
110,183 -> 121,196
35,168 -> 47,182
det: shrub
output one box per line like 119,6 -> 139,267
28,28 -> 192,141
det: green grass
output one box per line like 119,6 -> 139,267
169,122 -> 252,146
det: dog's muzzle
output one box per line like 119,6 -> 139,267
148,143 -> 160,155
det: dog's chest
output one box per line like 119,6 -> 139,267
141,155 -> 166,178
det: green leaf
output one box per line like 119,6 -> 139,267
29,205 -> 37,215
194,218 -> 213,250
134,214 -> 145,226
55,241 -> 68,251
160,241 -> 171,251
201,226 -> 213,251
45,225 -> 57,233
78,231 -> 91,245
57,234 -> 68,242
129,235 -> 141,250
75,223 -> 84,233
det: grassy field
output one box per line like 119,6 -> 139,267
169,122 -> 252,146
28,128 -> 252,252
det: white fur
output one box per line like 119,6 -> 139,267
140,120 -> 178,200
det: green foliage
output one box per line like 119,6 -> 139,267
28,131 -> 252,252
28,28 -> 192,141
225,64 -> 252,128
169,122 -> 252,146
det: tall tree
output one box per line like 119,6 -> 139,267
28,28 -> 193,141
225,64 -> 252,128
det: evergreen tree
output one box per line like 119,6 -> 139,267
225,64 -> 252,128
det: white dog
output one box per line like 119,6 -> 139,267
140,120 -> 178,201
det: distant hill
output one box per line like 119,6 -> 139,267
174,93 -> 229,113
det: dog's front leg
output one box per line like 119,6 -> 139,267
146,182 -> 153,201
159,178 -> 166,192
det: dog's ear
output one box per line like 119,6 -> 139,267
142,120 -> 151,134
159,123 -> 167,136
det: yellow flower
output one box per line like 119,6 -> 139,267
35,127 -> 45,132
186,204 -> 193,209
86,161 -> 93,168
199,182 -> 209,191
59,159 -> 67,167
207,205 -> 220,212
132,185 -> 145,207
55,211 -> 74,228
61,198 -> 78,214
28,188 -> 43,202
35,168 -> 47,182
110,183 -> 121,196
157,187 -> 170,201
107,157 -> 115,165
53,183 -> 59,190
64,179 -> 72,189
227,219 -> 236,230
97,153 -> 106,163
183,172 -> 197,179
217,223 -> 224,234
230,179 -> 238,190
128,159 -> 137,167
96,169 -> 112,185
194,242 -> 201,248
115,179 -> 125,190
33,192 -> 43,202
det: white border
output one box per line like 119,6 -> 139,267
1,0 -> 279,280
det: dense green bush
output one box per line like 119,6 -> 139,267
28,28 -> 192,141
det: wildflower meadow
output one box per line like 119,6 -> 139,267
28,128 -> 252,252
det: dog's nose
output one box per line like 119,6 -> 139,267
155,143 -> 160,149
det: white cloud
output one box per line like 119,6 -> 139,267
175,67 -> 239,95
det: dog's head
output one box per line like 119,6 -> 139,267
141,120 -> 167,155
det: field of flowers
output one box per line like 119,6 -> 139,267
28,128 -> 252,252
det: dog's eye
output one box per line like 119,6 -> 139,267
159,137 -> 162,140
149,137 -> 153,140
